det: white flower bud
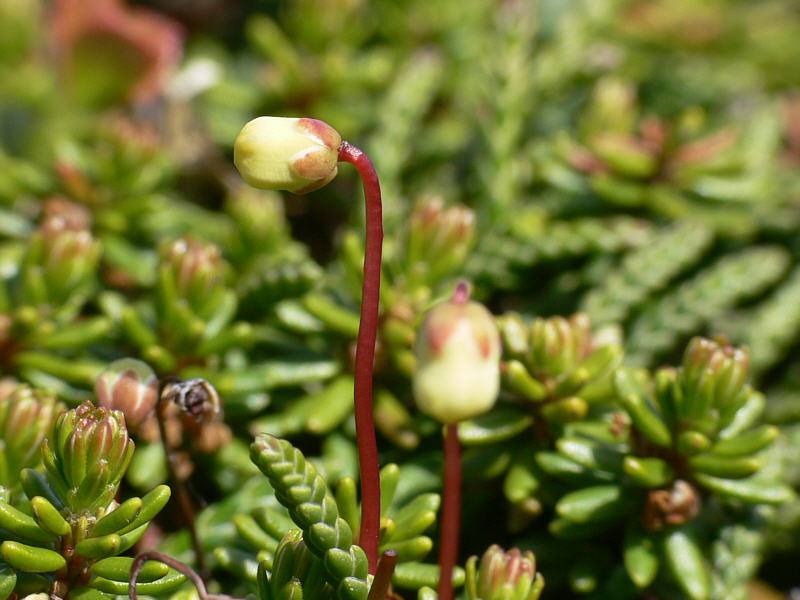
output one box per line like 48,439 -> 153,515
234,116 -> 342,194
413,284 -> 501,424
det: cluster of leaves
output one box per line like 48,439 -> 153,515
0,389 -> 184,599
1,0 -> 800,599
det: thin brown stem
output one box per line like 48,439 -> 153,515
367,550 -> 399,600
338,141 -> 383,574
129,550 -> 241,600
438,423 -> 461,600
156,383 -> 206,575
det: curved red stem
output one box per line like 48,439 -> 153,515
438,423 -> 461,600
338,141 -> 383,574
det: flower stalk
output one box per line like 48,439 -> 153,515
155,378 -> 211,575
438,422 -> 462,600
338,140 -> 383,574
234,117 -> 384,573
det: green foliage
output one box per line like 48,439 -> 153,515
0,395 -> 182,598
2,0 -> 800,598
250,434 -> 370,600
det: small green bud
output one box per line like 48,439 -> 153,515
466,545 -> 544,600
0,385 -> 63,490
95,359 -> 159,428
234,117 -> 342,194
529,314 -> 592,378
25,221 -> 101,304
226,186 -> 290,252
413,283 -> 500,424
407,197 -> 475,281
160,236 -> 225,300
681,337 -> 750,417
44,401 -> 134,513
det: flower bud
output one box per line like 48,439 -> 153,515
25,222 -> 101,304
529,314 -> 592,378
0,385 -> 64,490
681,337 -> 749,413
160,236 -> 224,300
234,116 -> 342,194
466,545 -> 544,600
41,196 -> 92,232
95,358 -> 159,428
407,197 -> 475,283
43,401 -> 134,512
413,283 -> 501,424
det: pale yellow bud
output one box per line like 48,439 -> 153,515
234,116 -> 342,194
413,284 -> 501,424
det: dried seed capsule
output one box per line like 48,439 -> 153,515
161,378 -> 220,422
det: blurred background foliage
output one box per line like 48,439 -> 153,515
1,0 -> 800,598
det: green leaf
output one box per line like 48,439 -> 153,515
379,463 -> 400,516
392,562 -> 465,590
688,454 -> 760,479
623,456 -> 674,488
118,485 -> 170,534
91,557 -> 169,583
663,528 -> 710,600
710,425 -> 778,456
0,541 -> 66,573
623,527 -> 658,588
0,561 -> 16,600
0,502 -> 55,544
91,497 -> 142,537
380,536 -> 432,562
615,369 -> 671,448
694,474 -> 795,504
89,570 -> 187,595
69,586 -> 114,600
458,407 -> 533,446
75,534 -> 121,560
30,496 -> 70,537
555,485 -> 626,523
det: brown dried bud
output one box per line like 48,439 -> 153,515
642,479 -> 701,531
161,378 -> 220,423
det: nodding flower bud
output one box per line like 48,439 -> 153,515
95,358 -> 159,429
413,283 -> 501,424
466,545 -> 545,600
42,401 -> 134,513
161,378 -> 220,423
234,117 -> 342,194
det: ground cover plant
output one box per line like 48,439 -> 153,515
2,0 -> 800,598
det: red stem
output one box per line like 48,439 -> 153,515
438,423 -> 461,600
338,141 -> 383,574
